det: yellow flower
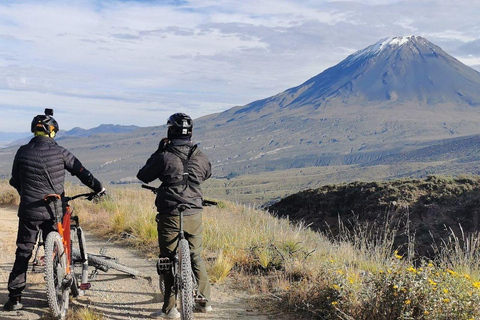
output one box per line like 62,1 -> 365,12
333,284 -> 340,290
424,310 -> 430,315
394,250 -> 403,259
428,263 -> 434,267
428,278 -> 437,286
443,289 -> 449,294
405,300 -> 411,305
348,277 -> 354,284
407,266 -> 417,273
443,298 -> 450,303
473,281 -> 480,289
331,301 -> 338,306
393,285 -> 398,290
446,269 -> 457,276
464,274 -> 471,280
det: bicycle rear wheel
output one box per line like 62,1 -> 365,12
178,239 -> 194,320
45,232 -> 69,319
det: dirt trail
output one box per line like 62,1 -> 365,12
0,205 -> 279,320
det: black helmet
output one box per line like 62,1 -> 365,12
167,113 -> 193,139
31,108 -> 59,134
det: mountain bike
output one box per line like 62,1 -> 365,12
141,184 -> 217,320
42,191 -> 139,319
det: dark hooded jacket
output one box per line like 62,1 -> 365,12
137,139 -> 211,215
10,135 -> 103,221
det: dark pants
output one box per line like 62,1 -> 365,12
8,219 -> 55,298
156,212 -> 211,313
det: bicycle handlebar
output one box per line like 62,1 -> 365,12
64,190 -> 106,202
202,199 -> 218,206
141,184 -> 157,194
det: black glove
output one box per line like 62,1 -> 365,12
155,138 -> 170,154
92,179 -> 104,193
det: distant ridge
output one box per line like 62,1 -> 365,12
60,124 -> 140,138
6,124 -> 140,147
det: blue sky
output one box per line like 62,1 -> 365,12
1,0 -> 479,132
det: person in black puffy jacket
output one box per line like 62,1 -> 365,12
137,113 -> 212,319
3,109 -> 105,312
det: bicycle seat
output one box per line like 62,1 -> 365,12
177,204 -> 191,212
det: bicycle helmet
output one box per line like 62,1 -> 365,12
31,108 -> 59,134
167,113 -> 193,139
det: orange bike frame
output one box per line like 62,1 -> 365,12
56,205 -> 72,274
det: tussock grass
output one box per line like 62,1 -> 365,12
0,179 -> 19,205
40,307 -> 105,320
68,307 -> 106,320
3,180 -> 480,319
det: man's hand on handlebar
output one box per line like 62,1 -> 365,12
88,188 -> 107,202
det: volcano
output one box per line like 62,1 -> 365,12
282,35 -> 480,107
194,36 -> 480,176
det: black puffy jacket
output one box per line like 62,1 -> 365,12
137,139 -> 211,216
10,136 -> 103,221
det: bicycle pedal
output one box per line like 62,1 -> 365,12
79,283 -> 91,290
157,257 -> 171,272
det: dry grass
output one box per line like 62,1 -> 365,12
0,179 -> 19,205
40,307 -> 105,320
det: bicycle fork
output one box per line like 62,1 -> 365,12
74,226 -> 91,291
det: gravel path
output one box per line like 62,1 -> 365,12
0,205 -> 279,320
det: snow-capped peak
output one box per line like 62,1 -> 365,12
349,36 -> 419,62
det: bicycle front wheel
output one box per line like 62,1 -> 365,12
87,253 -> 140,277
45,232 -> 69,319
178,239 -> 194,320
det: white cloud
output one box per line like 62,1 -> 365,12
0,0 -> 479,133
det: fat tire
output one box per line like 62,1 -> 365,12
159,274 -> 165,301
45,232 -> 69,319
178,239 -> 194,320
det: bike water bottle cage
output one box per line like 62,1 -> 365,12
157,257 -> 172,274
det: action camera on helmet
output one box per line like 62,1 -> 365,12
31,109 -> 59,134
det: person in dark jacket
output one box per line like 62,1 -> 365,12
137,113 -> 212,319
3,109 -> 105,312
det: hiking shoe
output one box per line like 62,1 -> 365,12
149,307 -> 180,319
3,297 -> 23,311
195,302 -> 213,313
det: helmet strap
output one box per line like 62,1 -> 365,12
34,130 -> 55,138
